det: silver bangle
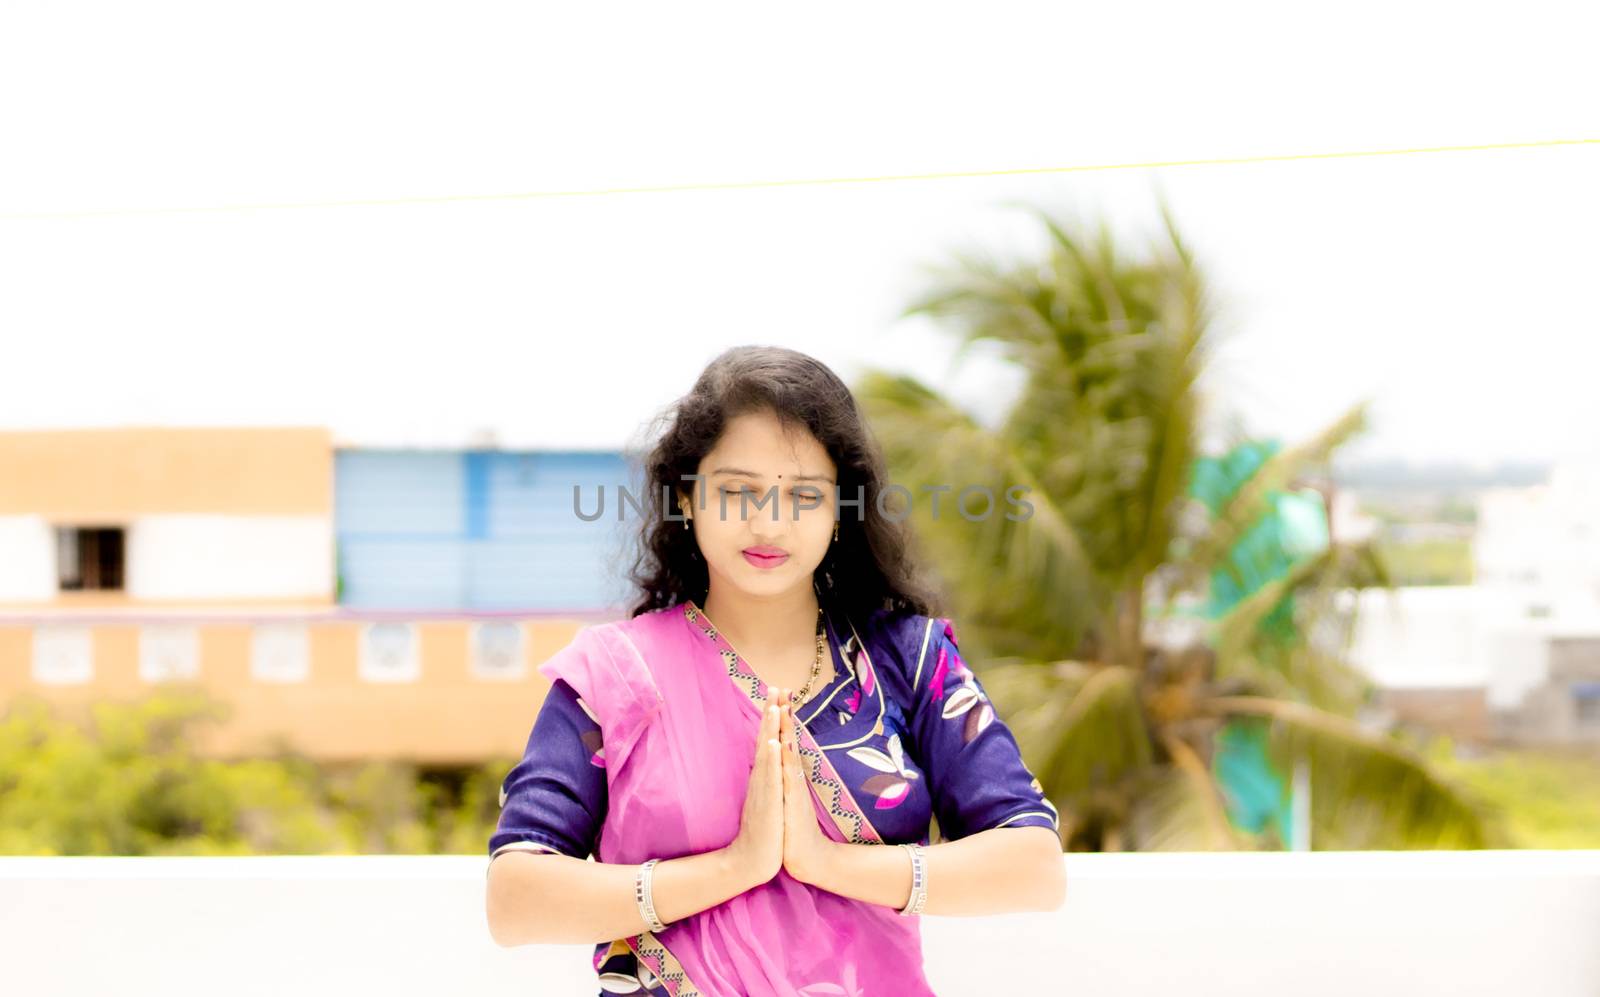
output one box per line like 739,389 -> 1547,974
634,858 -> 668,933
897,843 -> 927,916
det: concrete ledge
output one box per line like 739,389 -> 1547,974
3,851 -> 1598,996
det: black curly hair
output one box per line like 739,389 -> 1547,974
624,345 -> 940,624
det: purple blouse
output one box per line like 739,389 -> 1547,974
489,605 -> 1060,992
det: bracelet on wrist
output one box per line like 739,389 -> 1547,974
897,842 -> 928,916
635,858 -> 668,933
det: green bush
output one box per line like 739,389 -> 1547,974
1428,739 -> 1600,849
0,691 -> 509,856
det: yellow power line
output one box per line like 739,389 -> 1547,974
4,137 -> 1595,221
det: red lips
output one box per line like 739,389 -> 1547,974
742,546 -> 789,568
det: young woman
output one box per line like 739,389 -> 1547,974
485,345 -> 1065,995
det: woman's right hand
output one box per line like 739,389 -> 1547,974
727,688 -> 787,888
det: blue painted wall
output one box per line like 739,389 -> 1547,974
335,450 -> 637,611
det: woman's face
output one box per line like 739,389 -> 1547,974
686,408 -> 838,602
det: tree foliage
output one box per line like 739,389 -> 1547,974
855,201 -> 1508,851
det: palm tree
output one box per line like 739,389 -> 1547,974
855,201 -> 1506,851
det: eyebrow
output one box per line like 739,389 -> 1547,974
708,465 -> 835,483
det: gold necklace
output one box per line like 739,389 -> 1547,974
791,607 -> 828,708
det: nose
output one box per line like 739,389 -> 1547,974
746,497 -> 791,542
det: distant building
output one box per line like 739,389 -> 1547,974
1475,458 -> 1600,610
0,427 -> 637,763
1349,587 -> 1600,746
1335,458 -> 1600,746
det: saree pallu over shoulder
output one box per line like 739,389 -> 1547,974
537,603 -> 939,997
536,620 -> 666,781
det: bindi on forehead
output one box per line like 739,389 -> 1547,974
707,463 -> 834,483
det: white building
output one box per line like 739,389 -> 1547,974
1344,457 -> 1600,744
1475,457 -> 1600,611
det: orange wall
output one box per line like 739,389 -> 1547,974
0,426 -> 332,519
0,617 -> 595,764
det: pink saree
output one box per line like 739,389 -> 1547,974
537,600 -> 939,997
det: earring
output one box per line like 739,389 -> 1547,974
833,522 -> 839,542
679,502 -> 691,530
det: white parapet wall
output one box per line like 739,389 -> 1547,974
2,851 -> 1598,996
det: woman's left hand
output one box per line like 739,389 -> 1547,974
775,688 -> 836,886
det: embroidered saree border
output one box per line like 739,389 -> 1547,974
792,709 -> 884,845
680,601 -> 769,712
626,930 -> 704,997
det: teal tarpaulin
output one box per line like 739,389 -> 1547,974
1187,440 -> 1322,847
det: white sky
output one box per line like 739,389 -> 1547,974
3,1 -> 1597,466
